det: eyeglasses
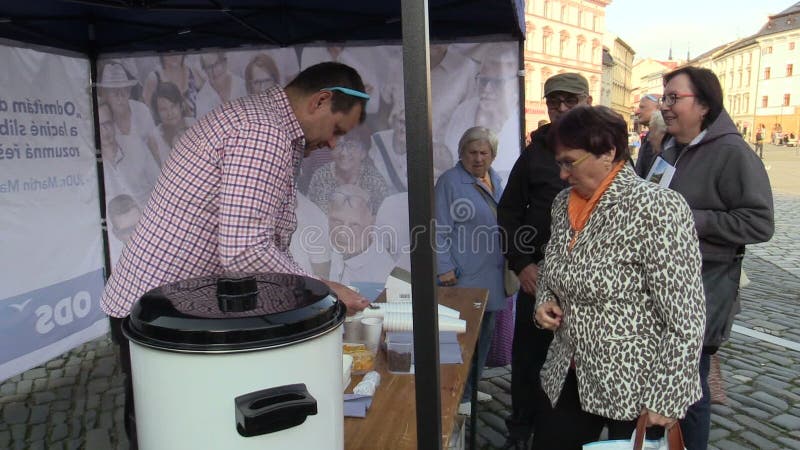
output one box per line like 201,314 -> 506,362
476,75 -> 516,91
329,191 -> 370,208
321,86 -> 370,100
555,152 -> 592,172
659,93 -> 696,107
545,95 -> 583,110
331,141 -> 363,156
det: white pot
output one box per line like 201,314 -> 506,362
124,274 -> 345,450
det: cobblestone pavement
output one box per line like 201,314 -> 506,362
1,189 -> 798,449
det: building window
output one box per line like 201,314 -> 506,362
526,0 -> 535,14
577,10 -> 583,27
592,14 -> 598,31
790,42 -> 795,50
787,64 -> 794,76
561,5 -> 567,22
764,67 -> 771,79
764,46 -> 773,54
543,0 -> 550,18
747,69 -> 751,86
744,93 -> 749,112
762,96 -> 768,107
784,94 -> 791,106
559,31 -> 569,57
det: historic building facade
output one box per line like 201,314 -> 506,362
522,0 -> 610,132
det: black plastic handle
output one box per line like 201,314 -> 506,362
217,276 -> 258,312
235,383 -> 318,437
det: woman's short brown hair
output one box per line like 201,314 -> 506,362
548,105 -> 630,162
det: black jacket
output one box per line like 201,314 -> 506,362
498,124 -> 568,273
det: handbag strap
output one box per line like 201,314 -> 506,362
633,413 -> 685,450
473,183 -> 497,217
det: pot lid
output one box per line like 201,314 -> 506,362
123,273 -> 345,352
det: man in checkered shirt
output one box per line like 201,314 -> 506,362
102,62 -> 371,448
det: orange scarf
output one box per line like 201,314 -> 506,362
478,173 -> 493,193
567,160 -> 626,250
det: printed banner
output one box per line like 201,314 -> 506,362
100,41 -> 521,287
0,45 -> 106,381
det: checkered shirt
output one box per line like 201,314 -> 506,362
101,86 -> 309,317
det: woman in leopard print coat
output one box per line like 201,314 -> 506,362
531,105 -> 705,449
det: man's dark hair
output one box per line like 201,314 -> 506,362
286,62 -> 367,123
549,105 -> 630,162
663,66 -> 723,130
150,81 -> 183,124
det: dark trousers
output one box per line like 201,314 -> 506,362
462,311 -> 497,401
505,291 -> 553,441
109,316 -> 138,450
530,370 -> 644,450
680,352 -> 711,450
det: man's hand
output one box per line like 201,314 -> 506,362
322,280 -> 370,315
518,263 -> 539,295
438,270 -> 457,286
534,300 -> 562,330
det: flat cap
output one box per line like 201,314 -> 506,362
544,73 -> 589,96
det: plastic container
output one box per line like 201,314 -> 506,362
386,342 -> 413,374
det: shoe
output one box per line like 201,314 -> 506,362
477,391 -> 492,402
458,401 -> 471,416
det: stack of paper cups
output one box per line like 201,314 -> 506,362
362,303 -> 460,319
383,312 -> 466,333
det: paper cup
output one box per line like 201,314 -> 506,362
383,313 -> 414,332
344,312 -> 364,342
361,317 -> 383,351
383,312 -> 466,333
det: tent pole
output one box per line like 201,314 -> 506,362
87,23 -> 113,279
400,0 -> 442,449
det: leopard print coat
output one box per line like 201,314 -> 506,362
535,165 -> 705,421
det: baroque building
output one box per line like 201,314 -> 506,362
603,34 -> 635,129
522,0 -> 611,132
680,2 -> 800,142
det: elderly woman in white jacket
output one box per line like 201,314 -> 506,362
532,105 -> 705,449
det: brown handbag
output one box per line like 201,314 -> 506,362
633,412 -> 685,450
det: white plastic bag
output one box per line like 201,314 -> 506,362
583,417 -> 686,450
582,434 -> 672,450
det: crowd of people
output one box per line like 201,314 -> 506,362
99,47 -> 774,450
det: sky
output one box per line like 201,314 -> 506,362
605,0 -> 797,61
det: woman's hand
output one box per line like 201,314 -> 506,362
534,301 -> 562,330
438,270 -> 457,286
642,408 -> 678,429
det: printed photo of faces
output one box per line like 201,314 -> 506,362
98,42 -> 521,284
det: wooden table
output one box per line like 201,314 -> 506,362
344,286 -> 489,449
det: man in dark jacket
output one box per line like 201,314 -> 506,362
497,73 -> 592,449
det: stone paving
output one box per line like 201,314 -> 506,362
0,145 -> 798,450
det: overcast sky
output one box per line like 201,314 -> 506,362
605,0 -> 796,61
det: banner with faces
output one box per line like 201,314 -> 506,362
99,41 -> 521,285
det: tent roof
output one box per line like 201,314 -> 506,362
0,0 -> 524,54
